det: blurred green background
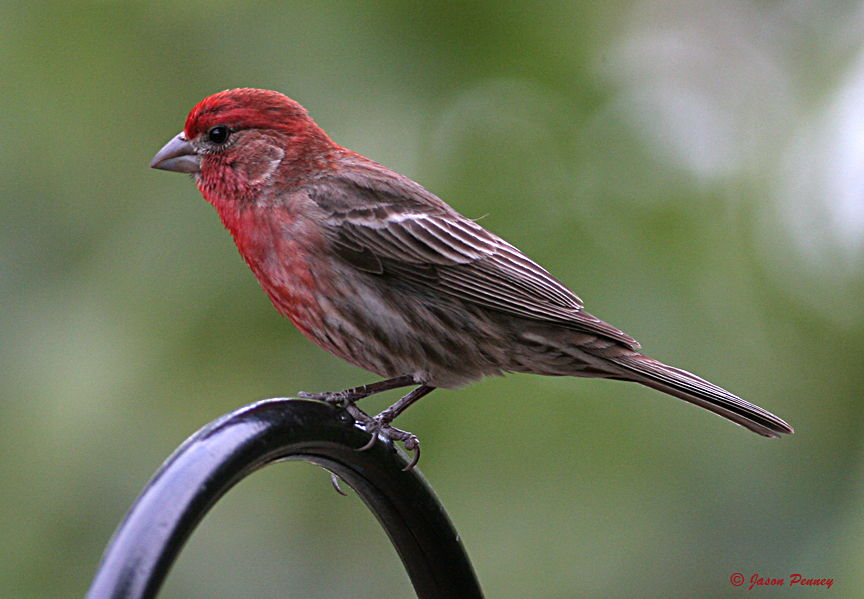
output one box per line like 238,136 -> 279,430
2,0 -> 862,597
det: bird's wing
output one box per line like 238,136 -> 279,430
308,167 -> 640,349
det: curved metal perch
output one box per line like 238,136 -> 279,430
85,398 -> 483,599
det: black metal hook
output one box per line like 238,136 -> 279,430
84,398 -> 483,599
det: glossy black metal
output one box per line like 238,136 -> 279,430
85,398 -> 483,599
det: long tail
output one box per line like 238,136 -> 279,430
610,353 -> 793,438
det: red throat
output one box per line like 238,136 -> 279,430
197,178 -> 331,346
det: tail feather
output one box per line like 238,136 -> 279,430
612,354 -> 794,438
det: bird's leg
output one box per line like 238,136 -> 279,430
358,385 -> 436,470
298,374 -> 417,408
300,377 -> 434,470
377,384 -> 436,425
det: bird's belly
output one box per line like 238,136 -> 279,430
264,259 -> 510,388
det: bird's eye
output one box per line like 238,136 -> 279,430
207,126 -> 231,145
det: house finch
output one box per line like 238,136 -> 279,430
151,88 -> 792,468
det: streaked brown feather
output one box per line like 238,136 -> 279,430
312,161 -> 640,348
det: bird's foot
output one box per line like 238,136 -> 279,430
298,374 -> 417,409
298,389 -> 362,409
357,415 -> 421,471
337,403 -> 420,470
298,376 -> 427,470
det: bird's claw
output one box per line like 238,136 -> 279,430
330,473 -> 348,496
355,416 -> 421,471
299,385 -> 422,469
400,433 -> 421,471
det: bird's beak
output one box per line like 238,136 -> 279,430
150,132 -> 201,173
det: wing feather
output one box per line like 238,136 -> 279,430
309,166 -> 640,349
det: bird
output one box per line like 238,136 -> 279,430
151,88 -> 792,468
